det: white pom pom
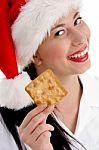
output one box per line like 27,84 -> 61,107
0,72 -> 33,110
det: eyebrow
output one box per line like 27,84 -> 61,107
51,24 -> 65,31
73,12 -> 79,19
51,12 -> 80,31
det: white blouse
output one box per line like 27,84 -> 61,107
52,74 -> 99,150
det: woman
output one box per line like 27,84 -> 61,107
0,0 -> 99,150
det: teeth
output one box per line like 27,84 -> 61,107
68,48 -> 88,59
77,53 -> 81,58
81,51 -> 84,56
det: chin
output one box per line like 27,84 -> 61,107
77,59 -> 91,74
70,58 -> 91,75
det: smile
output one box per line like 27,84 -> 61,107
67,45 -> 89,63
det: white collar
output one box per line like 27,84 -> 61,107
52,74 -> 99,137
75,74 -> 99,136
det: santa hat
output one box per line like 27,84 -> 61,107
12,0 -> 81,71
0,0 -> 32,109
0,0 -> 81,109
0,0 -> 27,79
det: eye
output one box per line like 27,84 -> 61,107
55,30 -> 65,37
74,17 -> 82,26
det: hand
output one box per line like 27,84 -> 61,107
19,104 -> 54,150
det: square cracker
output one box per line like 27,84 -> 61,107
25,69 -> 68,105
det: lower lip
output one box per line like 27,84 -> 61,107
68,53 -> 89,63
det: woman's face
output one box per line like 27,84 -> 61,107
36,9 -> 91,76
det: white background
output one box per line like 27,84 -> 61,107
0,0 -> 99,79
82,0 -> 99,76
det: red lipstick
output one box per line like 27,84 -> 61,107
67,45 -> 89,63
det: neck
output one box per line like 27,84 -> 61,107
55,74 -> 82,110
54,74 -> 82,133
59,74 -> 80,90
56,74 -> 82,96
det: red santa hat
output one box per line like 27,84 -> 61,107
0,0 -> 81,79
0,0 -> 26,79
0,0 -> 32,109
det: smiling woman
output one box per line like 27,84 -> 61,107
0,0 -> 99,150
35,9 -> 91,77
0,0 -> 99,79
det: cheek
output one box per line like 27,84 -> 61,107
39,42 -> 66,60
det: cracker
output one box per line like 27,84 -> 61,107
25,69 -> 68,105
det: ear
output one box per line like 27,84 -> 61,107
33,51 -> 42,66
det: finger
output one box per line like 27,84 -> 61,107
20,103 -> 47,128
19,105 -> 54,135
37,131 -> 52,143
31,123 -> 54,142
43,105 -> 55,115
27,105 -> 54,131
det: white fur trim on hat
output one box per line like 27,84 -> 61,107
0,72 -> 33,110
12,0 -> 81,70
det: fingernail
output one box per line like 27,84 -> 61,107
40,103 -> 47,108
46,105 -> 55,113
51,126 -> 54,131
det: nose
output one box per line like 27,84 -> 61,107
71,29 -> 87,47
